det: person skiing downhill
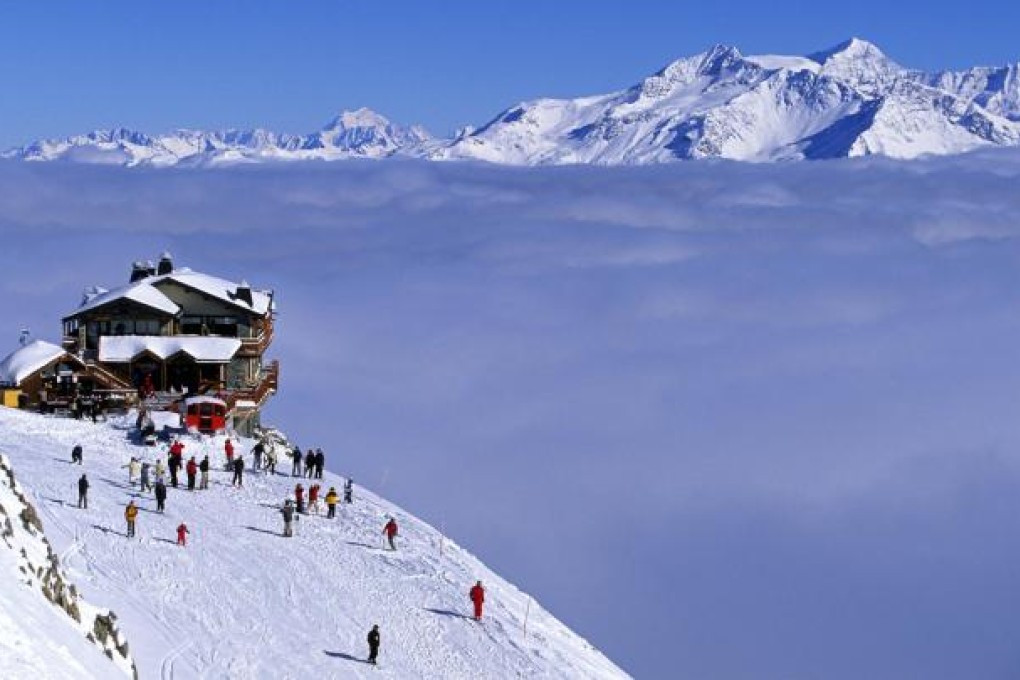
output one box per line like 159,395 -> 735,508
281,500 -> 296,537
154,479 -> 167,513
383,518 -> 398,550
470,581 -> 485,621
77,473 -> 89,509
125,501 -> 138,538
367,624 -> 380,665
177,522 -> 189,547
325,487 -> 339,519
71,444 -> 83,464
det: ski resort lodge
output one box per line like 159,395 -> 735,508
0,253 -> 278,435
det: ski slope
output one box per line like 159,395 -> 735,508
0,407 -> 626,679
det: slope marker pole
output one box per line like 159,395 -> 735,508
523,597 -> 532,640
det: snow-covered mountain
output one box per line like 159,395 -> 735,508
0,407 -> 626,678
6,38 -> 1020,165
4,108 -> 432,167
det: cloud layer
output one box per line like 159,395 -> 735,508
3,151 -> 1020,677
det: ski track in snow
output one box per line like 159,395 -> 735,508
0,408 -> 626,679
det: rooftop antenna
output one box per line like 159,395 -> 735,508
18,328 -> 30,346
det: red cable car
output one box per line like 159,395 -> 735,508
183,396 -> 228,435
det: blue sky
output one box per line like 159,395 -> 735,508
1,0 -> 1019,148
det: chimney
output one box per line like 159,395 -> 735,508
235,280 -> 253,307
129,261 -> 149,282
157,251 -> 174,275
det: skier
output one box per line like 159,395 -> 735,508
252,440 -> 264,471
77,473 -> 89,509
154,479 -> 167,513
199,455 -> 210,490
176,522 -> 189,547
168,452 -> 181,488
304,450 -> 316,479
125,501 -> 138,538
314,448 -> 325,479
224,438 -> 235,469
154,458 -> 166,481
140,461 -> 152,491
170,438 -> 185,458
186,456 -> 198,491
383,517 -> 398,550
266,446 -> 277,475
232,455 -> 244,487
470,581 -> 485,621
281,499 -> 296,537
325,486 -> 339,519
295,484 -> 305,514
291,446 -> 303,477
367,624 -> 380,665
126,457 -> 140,485
343,478 -> 353,504
308,484 -> 321,515
71,443 -> 83,465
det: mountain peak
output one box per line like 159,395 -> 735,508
697,43 -> 745,75
809,37 -> 890,66
324,107 -> 392,131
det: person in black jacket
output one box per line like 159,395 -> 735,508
304,450 -> 315,478
314,449 -> 325,479
154,479 -> 167,513
291,446 -> 302,476
281,500 -> 295,537
367,624 -> 380,665
232,455 -> 245,487
71,444 -> 83,465
199,455 -> 210,490
77,474 -> 89,509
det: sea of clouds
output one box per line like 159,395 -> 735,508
3,151 -> 1020,678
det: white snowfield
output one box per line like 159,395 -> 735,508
0,406 -> 627,679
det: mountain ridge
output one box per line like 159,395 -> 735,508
5,38 -> 1020,166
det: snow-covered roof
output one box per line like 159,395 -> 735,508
0,340 -> 68,386
183,395 -> 227,406
163,269 -> 273,316
74,279 -> 182,317
98,336 -> 241,363
68,267 -> 272,319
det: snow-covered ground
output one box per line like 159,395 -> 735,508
0,406 -> 625,678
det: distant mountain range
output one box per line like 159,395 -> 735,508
6,38 -> 1020,166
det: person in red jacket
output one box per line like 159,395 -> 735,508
169,439 -> 185,457
295,483 -> 305,514
224,439 -> 235,468
186,456 -> 198,491
177,522 -> 189,547
308,484 -> 321,515
470,581 -> 485,621
383,517 -> 398,550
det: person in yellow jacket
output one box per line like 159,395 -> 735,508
325,487 -> 339,519
125,501 -> 138,538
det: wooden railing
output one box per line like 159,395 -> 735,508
239,315 -> 275,356
224,360 -> 279,411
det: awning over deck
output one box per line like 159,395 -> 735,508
98,336 -> 242,364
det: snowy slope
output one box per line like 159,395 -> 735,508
5,38 -> 1020,166
0,453 -> 135,678
0,407 -> 626,679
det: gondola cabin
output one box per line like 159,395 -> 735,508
183,396 -> 227,435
